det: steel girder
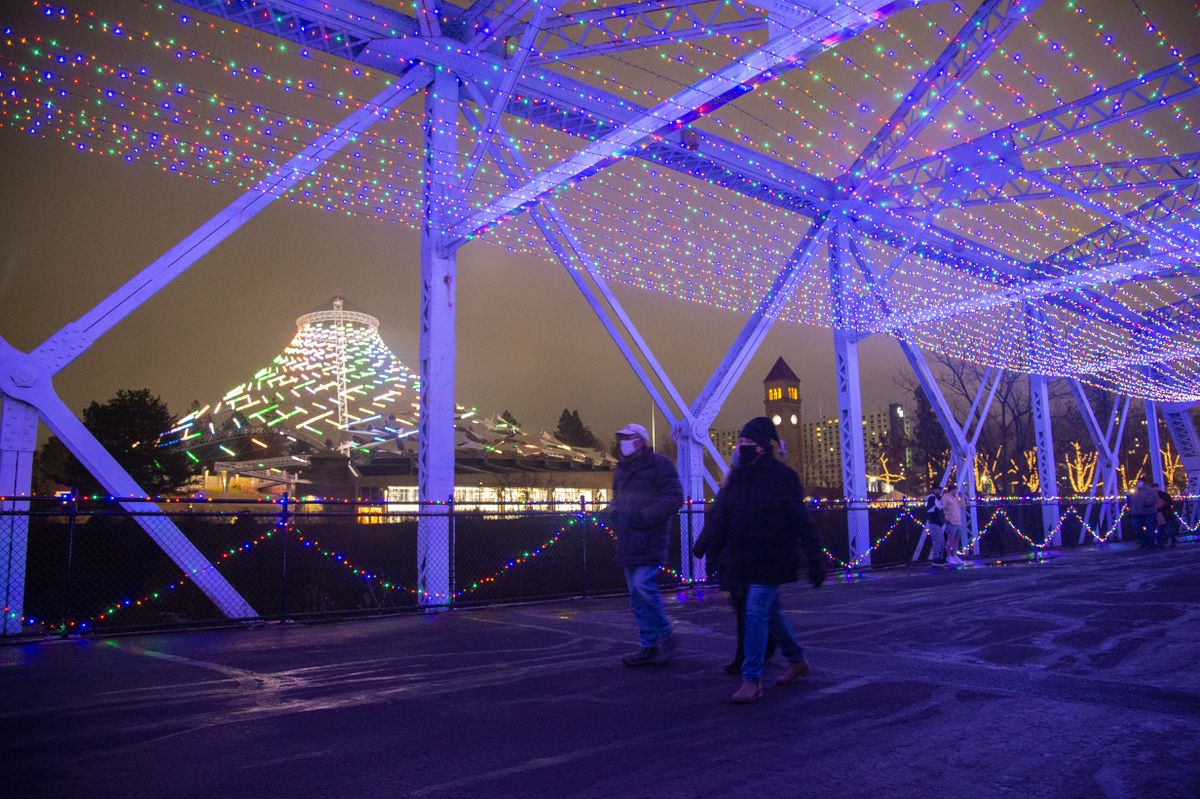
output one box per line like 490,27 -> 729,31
459,83 -> 719,579
173,0 -> 1199,342
173,0 -> 1041,292
1160,404 -> 1200,526
1068,380 -> 1128,538
875,53 -> 1200,198
884,152 -> 1200,209
521,0 -> 768,65
829,224 -> 870,565
447,0 -> 908,241
845,0 -> 1042,187
1029,373 -> 1060,544
0,71 -> 430,627
417,71 -> 460,606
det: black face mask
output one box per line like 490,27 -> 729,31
738,444 -> 760,465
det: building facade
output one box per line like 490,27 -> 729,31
710,356 -> 804,477
709,354 -> 912,496
801,403 -> 912,494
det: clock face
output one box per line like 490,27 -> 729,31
790,414 -> 798,425
772,414 -> 782,426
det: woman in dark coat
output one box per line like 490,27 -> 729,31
694,453 -> 776,675
694,417 -> 825,703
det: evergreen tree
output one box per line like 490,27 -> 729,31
35,388 -> 197,495
554,409 -> 601,449
499,410 -> 521,430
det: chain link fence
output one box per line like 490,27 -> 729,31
3,494 -> 1196,638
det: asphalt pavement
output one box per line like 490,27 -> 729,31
3,541 -> 1199,798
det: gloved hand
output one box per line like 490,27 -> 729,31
808,563 -> 826,588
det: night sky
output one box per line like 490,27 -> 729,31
0,1 -> 914,445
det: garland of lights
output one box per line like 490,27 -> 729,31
17,501 -> 1200,633
3,0 -> 1200,399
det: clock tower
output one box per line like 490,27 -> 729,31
763,357 -> 803,476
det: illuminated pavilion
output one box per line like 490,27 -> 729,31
162,296 -> 614,499
2,0 -> 1200,627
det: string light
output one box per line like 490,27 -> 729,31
2,0 -> 1199,400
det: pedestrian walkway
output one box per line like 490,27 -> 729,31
3,543 -> 1198,798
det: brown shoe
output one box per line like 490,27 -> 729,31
775,659 -> 811,685
731,681 -> 763,703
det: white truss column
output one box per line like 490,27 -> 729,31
417,72 -> 460,607
829,225 -> 869,566
833,330 -> 870,566
673,418 -> 708,581
1030,374 -> 1061,545
1069,381 -> 1126,537
1144,400 -> 1166,489
960,443 -> 981,555
1160,404 -> 1200,527
0,399 -> 37,635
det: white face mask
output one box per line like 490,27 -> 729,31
619,439 -> 639,457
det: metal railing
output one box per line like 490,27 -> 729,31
1,494 -> 1195,638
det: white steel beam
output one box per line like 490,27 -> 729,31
830,224 -> 870,565
0,396 -> 37,635
1069,380 -> 1127,538
458,1 -> 560,197
847,0 -> 1042,187
0,74 -> 427,629
448,1 -> 902,241
470,89 -> 718,576
1160,403 -> 1200,526
34,72 -> 431,374
1030,373 -> 1061,545
1145,399 -> 1165,490
691,219 -> 831,425
417,72 -> 461,607
0,349 -> 257,620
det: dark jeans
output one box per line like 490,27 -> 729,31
729,583 -> 775,666
1131,513 -> 1156,546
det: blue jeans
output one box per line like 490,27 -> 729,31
742,584 -> 805,682
624,566 -> 671,648
927,523 -> 946,561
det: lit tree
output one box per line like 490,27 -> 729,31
1118,454 -> 1148,494
1162,441 -> 1185,493
1006,448 -> 1040,495
1063,442 -> 1098,495
973,447 -> 1004,495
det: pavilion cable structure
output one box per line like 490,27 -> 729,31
2,0 -> 1200,626
161,295 -> 613,480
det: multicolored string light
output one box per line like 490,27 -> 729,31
3,0 -> 1200,399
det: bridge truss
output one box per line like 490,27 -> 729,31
2,0 -> 1200,624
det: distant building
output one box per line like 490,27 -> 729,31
802,403 -> 912,493
166,297 -> 614,505
709,356 -> 911,496
710,356 -> 804,477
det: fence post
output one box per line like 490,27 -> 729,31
60,492 -> 78,636
278,492 -> 290,621
580,496 -> 588,598
448,494 -> 456,605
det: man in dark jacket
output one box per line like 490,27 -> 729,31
610,422 -> 684,666
695,417 -> 825,703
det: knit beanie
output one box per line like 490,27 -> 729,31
739,416 -> 779,449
